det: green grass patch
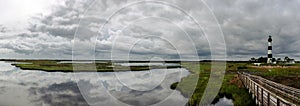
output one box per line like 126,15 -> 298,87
174,62 -> 256,106
213,74 -> 256,105
10,60 -> 181,72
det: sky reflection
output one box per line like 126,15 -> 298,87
0,61 -> 189,106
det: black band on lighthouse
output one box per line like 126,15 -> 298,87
268,54 -> 272,58
268,46 -> 272,50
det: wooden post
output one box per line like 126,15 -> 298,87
254,83 -> 256,96
253,83 -> 256,98
249,80 -> 251,93
250,81 -> 252,91
246,77 -> 248,88
267,92 -> 270,106
261,89 -> 264,105
277,98 -> 280,106
252,82 -> 254,93
257,85 -> 259,103
245,77 -> 247,88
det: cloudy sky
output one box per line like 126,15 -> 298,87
0,0 -> 299,60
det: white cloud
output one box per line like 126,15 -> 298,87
0,0 -> 299,60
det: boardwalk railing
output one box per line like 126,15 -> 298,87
238,72 -> 300,106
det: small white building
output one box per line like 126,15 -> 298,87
253,63 -> 262,66
286,59 -> 295,64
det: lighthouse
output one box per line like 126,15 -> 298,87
267,35 -> 273,64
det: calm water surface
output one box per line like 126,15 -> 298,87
0,61 -> 189,106
213,97 -> 234,106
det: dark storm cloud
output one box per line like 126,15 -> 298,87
29,81 -> 92,106
110,85 -> 164,106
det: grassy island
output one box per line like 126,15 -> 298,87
6,60 -> 181,72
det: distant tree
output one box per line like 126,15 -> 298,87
277,58 -> 281,62
276,58 -> 282,64
272,58 -> 276,62
284,56 -> 290,62
257,57 -> 267,63
250,57 -> 256,62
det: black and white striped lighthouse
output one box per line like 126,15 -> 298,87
267,35 -> 273,64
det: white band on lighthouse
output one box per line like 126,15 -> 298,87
268,50 -> 272,54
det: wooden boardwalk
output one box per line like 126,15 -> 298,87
238,72 -> 300,106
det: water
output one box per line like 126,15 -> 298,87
116,63 -> 181,67
0,61 -> 189,106
58,61 -> 94,64
213,97 -> 234,106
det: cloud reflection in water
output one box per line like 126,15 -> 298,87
0,62 -> 190,106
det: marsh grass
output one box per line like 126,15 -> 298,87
11,60 -> 181,72
7,60 -> 299,105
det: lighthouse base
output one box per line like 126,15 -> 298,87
267,58 -> 272,64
